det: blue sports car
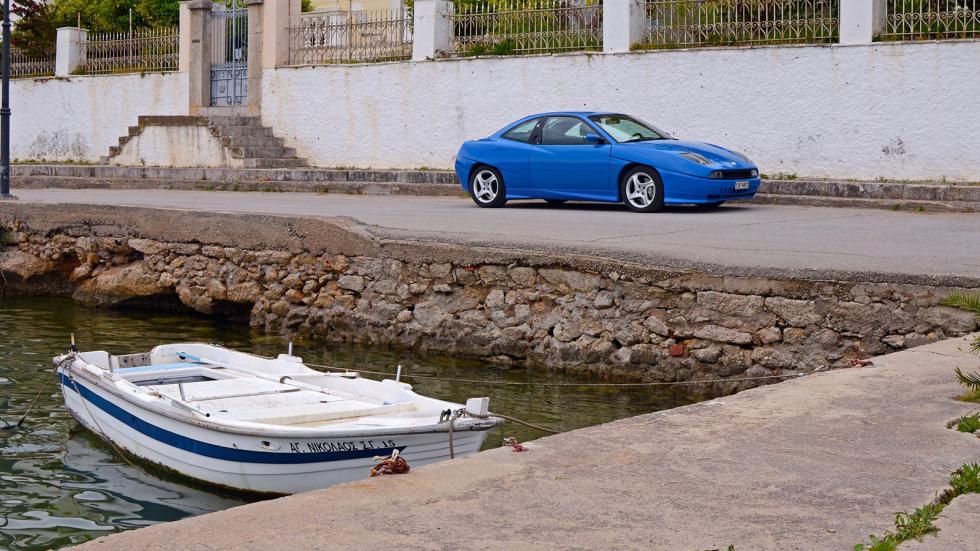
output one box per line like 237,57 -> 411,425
454,112 -> 761,213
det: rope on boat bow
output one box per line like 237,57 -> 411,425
62,353 -> 138,468
370,449 -> 410,477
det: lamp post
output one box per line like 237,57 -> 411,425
1,0 -> 13,199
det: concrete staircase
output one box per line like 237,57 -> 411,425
102,115 -> 308,169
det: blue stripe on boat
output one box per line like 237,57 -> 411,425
59,373 -> 403,464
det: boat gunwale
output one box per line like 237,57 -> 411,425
57,356 -> 501,441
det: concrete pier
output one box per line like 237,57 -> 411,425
72,334 -> 980,550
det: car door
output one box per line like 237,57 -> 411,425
490,117 -> 543,197
528,116 -> 611,200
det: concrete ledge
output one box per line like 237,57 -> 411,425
11,165 -> 979,211
69,334 -> 980,551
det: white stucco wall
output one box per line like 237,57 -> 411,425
111,125 -> 243,167
12,72 -> 188,162
261,40 -> 980,181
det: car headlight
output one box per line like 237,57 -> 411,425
679,152 -> 711,166
750,168 -> 759,177
709,171 -> 723,179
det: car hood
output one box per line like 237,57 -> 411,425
616,139 -> 751,168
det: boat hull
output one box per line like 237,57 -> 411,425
58,373 -> 490,494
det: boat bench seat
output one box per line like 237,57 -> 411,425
115,362 -> 203,375
150,378 -> 298,402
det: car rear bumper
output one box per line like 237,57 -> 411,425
660,169 -> 761,204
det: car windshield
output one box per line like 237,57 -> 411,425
588,114 -> 670,143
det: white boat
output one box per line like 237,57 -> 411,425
54,342 -> 501,495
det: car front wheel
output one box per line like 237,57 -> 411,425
621,167 -> 665,213
469,166 -> 507,208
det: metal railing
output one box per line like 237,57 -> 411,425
880,0 -> 979,40
78,26 -> 179,75
642,0 -> 839,48
288,9 -> 413,65
449,0 -> 603,57
3,46 -> 55,78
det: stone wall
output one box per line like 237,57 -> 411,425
1,206 -> 976,394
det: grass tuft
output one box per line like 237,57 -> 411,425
940,292 -> 980,316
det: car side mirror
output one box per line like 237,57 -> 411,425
584,133 -> 604,144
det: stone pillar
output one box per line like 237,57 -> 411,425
603,0 -> 645,53
55,27 -> 87,76
184,0 -> 213,115
245,0 -> 265,116
178,2 -> 191,72
839,0 -> 887,44
263,0 -> 300,68
412,0 -> 453,61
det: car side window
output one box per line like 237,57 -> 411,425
501,119 -> 541,143
540,117 -> 596,146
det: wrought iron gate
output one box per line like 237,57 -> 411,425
209,1 -> 248,107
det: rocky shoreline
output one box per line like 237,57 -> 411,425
1,204 -> 975,394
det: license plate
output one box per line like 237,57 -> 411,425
734,181 -> 749,190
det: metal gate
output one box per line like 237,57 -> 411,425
209,1 -> 248,107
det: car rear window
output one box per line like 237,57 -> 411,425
502,119 -> 540,143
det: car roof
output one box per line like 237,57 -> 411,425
525,111 -> 609,117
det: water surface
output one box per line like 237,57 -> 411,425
0,296 -> 696,550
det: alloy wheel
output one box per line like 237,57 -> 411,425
625,172 -> 657,208
473,170 -> 499,204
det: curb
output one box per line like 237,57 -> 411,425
11,165 -> 979,212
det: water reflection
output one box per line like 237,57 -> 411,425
0,296 -> 696,550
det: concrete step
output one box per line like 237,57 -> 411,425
215,125 -> 274,138
230,146 -> 298,159
241,158 -> 308,169
207,115 -> 261,127
219,135 -> 285,149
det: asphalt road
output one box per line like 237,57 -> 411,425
12,189 -> 980,284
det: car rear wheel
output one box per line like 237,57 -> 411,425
469,166 -> 507,208
621,167 -> 665,213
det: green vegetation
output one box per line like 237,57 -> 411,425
943,292 -> 980,400
855,464 -> 980,550
955,413 -> 980,433
941,292 -> 980,316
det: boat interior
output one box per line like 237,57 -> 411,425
74,347 -> 427,428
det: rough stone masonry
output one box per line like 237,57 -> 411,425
0,204 -> 975,395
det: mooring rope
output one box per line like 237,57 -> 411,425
302,362 -> 804,388
2,358 -> 64,430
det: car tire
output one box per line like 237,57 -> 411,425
469,166 -> 507,208
545,199 -> 567,205
697,201 -> 725,209
620,166 -> 665,213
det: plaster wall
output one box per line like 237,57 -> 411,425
262,40 -> 980,181
12,72 -> 188,163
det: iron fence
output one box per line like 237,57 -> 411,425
3,46 -> 55,77
449,0 -> 603,57
288,9 -> 413,65
642,0 -> 839,48
79,26 -> 179,75
880,0 -> 979,40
